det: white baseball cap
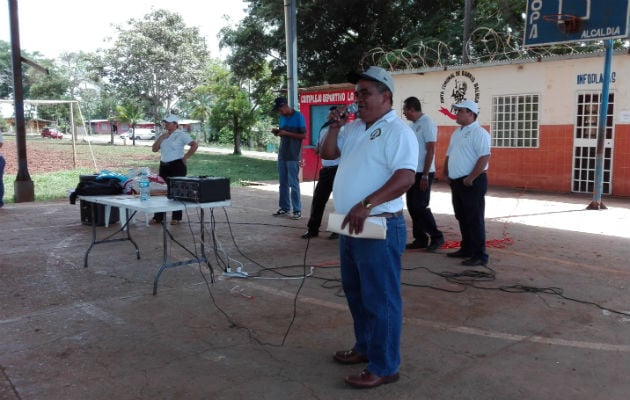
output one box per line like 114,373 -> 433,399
348,66 -> 394,94
162,114 -> 179,123
453,100 -> 479,115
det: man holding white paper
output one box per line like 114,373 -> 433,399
320,66 -> 418,389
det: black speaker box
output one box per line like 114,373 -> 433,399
167,176 -> 231,203
78,174 -> 120,226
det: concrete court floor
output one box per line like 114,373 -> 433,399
1,181 -> 629,400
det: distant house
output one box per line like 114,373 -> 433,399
87,119 -> 200,135
88,119 -> 132,135
178,119 -> 201,134
1,102 -> 50,133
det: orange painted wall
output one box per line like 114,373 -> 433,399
434,124 -> 630,196
489,125 -> 575,193
613,124 -> 630,196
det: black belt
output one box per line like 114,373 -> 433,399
371,211 -> 403,218
160,159 -> 182,165
452,172 -> 486,181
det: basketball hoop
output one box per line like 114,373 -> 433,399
542,14 -> 584,34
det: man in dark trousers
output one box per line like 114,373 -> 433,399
443,100 -> 491,266
402,96 -> 444,252
301,113 -> 341,240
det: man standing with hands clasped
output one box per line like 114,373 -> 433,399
443,100 -> 491,266
402,96 -> 444,252
320,66 -> 418,389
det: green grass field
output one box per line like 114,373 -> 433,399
2,137 -> 278,203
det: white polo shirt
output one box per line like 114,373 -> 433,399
333,110 -> 418,215
412,114 -> 437,173
446,121 -> 491,179
159,130 -> 194,163
318,128 -> 342,168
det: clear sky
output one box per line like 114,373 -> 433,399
0,0 -> 248,59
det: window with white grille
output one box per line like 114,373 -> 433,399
572,92 -> 614,194
491,94 -> 539,148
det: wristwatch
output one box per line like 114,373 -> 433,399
361,197 -> 373,210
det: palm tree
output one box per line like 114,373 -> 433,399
189,89 -> 214,143
116,103 -> 145,146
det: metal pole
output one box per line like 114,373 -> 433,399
284,0 -> 298,109
587,39 -> 612,210
70,102 -> 76,168
462,0 -> 473,63
8,0 -> 35,202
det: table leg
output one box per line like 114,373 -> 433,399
84,204 -> 141,269
104,205 -> 111,228
152,211 -> 213,295
84,202 -> 98,268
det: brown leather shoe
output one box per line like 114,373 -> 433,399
345,369 -> 400,389
333,349 -> 368,365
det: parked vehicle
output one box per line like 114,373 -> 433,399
41,127 -> 63,139
128,128 -> 155,140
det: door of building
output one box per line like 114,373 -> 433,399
572,92 -> 615,194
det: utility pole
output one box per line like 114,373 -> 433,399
284,0 -> 298,109
8,0 -> 35,202
462,0 -> 473,64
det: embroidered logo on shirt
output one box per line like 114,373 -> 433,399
369,128 -> 382,140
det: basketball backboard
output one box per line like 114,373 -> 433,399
524,0 -> 630,47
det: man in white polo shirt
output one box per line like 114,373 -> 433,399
443,100 -> 491,266
320,66 -> 418,389
402,96 -> 444,252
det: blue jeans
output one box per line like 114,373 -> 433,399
0,155 -> 5,207
339,214 -> 406,376
277,160 -> 301,213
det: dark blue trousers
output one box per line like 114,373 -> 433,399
450,173 -> 488,263
405,172 -> 443,245
154,159 -> 187,222
306,166 -> 337,235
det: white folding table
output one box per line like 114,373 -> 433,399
79,195 -> 231,294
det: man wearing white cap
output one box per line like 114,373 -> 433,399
320,66 -> 418,389
150,114 -> 198,225
443,100 -> 491,266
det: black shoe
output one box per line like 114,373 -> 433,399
328,232 -> 339,240
301,231 -> 318,239
405,241 -> 428,250
447,249 -> 471,258
426,236 -> 445,252
461,257 -> 487,266
272,209 -> 289,216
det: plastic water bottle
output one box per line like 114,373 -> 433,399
139,169 -> 150,201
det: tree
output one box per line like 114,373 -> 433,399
185,88 -> 214,143
116,102 -> 145,145
0,40 -> 12,98
220,1 -> 538,84
101,9 -> 209,123
221,0 -> 433,86
202,63 -> 255,155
